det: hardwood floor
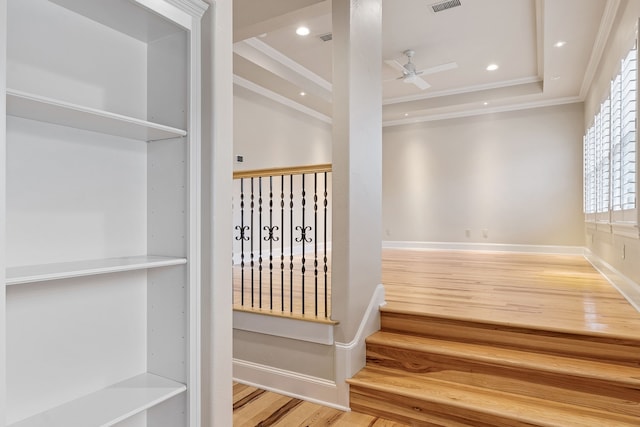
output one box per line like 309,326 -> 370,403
349,248 -> 640,426
234,248 -> 640,426
382,248 -> 640,339
233,255 -> 332,320
233,382 -> 408,426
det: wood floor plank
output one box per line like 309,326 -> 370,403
233,384 -> 410,426
382,249 -> 640,339
233,390 -> 293,426
235,250 -> 640,425
350,366 -> 640,427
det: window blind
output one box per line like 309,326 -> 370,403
620,45 -> 637,210
583,41 -> 637,223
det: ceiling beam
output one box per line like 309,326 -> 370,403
234,0 -> 329,42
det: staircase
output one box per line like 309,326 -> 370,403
347,307 -> 640,426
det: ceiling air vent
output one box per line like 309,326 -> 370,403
431,0 -> 461,13
319,33 -> 333,42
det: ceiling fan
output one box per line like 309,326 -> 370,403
384,49 -> 458,90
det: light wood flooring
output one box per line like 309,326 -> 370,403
351,248 -> 640,426
382,248 -> 640,339
233,382 -> 408,426
233,254 -> 332,320
234,249 -> 640,426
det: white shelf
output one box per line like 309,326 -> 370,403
8,373 -> 186,427
6,256 -> 187,286
49,0 -> 186,43
6,89 -> 187,142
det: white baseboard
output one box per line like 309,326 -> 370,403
233,359 -> 347,411
584,250 -> 640,313
334,283 -> 386,408
233,284 -> 386,410
382,240 -> 585,255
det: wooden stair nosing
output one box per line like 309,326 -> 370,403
348,366 -> 640,427
350,388 -> 536,427
380,311 -> 640,365
380,307 -> 640,346
366,331 -> 640,388
366,337 -> 640,418
350,390 -> 506,427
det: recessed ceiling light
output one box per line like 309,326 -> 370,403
299,91 -> 306,96
404,113 -> 409,117
551,76 -> 561,80
554,41 -> 567,48
296,26 -> 310,36
486,64 -> 499,71
483,102 -> 489,106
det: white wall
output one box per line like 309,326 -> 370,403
382,103 -> 585,246
233,86 -> 331,170
232,87 -> 335,380
583,0 -> 640,286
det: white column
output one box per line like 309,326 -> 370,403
0,0 -> 6,423
331,0 -> 382,345
201,0 -> 233,426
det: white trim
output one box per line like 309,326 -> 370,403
243,38 -> 332,92
234,75 -> 332,124
584,249 -> 640,312
232,284 -> 386,409
233,359 -> 348,411
383,96 -> 581,127
383,76 -> 541,106
334,284 -> 386,408
612,222 -> 640,239
579,0 -> 621,99
134,0 -> 193,30
233,39 -> 332,102
382,241 -> 585,255
164,0 -> 208,18
203,0 -> 235,425
233,311 -> 334,345
535,0 -> 544,79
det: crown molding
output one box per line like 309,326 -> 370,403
234,75 -> 332,124
165,0 -> 209,18
383,96 -> 581,127
579,0 -> 621,99
243,38 -> 332,92
383,76 -> 541,106
234,37 -> 332,102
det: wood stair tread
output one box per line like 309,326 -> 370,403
380,305 -> 640,343
367,331 -> 640,387
348,366 -> 640,427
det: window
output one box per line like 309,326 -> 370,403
584,41 -> 637,226
620,45 -> 637,212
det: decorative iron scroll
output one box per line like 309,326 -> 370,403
232,165 -> 332,318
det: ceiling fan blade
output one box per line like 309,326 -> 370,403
416,61 -> 458,76
384,59 -> 408,74
408,76 -> 431,90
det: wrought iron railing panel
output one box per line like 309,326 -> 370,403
232,165 -> 332,319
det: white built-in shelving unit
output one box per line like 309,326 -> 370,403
1,0 -> 207,425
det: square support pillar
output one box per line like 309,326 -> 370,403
331,0 -> 383,346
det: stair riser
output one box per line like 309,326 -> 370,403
367,343 -> 640,418
381,311 -> 640,366
350,386 -> 537,427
